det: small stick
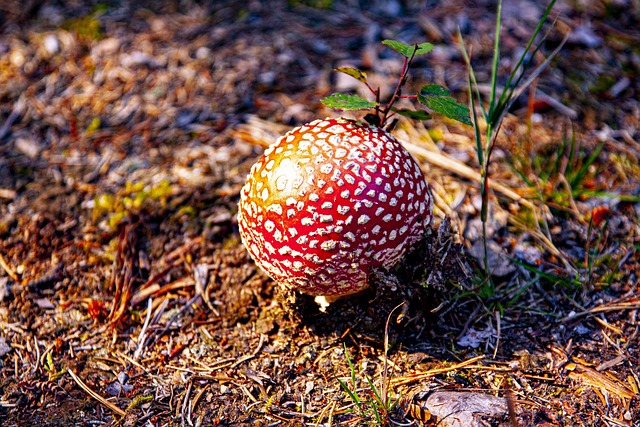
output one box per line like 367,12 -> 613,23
67,369 -> 126,417
133,298 -> 153,360
230,334 -> 266,369
0,253 -> 18,282
493,311 -> 501,359
391,355 -> 485,387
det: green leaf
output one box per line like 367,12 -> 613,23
334,66 -> 368,83
412,42 -> 434,56
45,353 -> 54,372
418,84 -> 472,125
321,93 -> 377,111
391,108 -> 431,120
382,39 -> 434,57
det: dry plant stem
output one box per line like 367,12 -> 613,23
561,300 -> 640,322
493,311 -> 501,359
391,355 -> 485,387
67,369 -> 126,417
505,379 -> 519,427
0,252 -> 18,281
381,302 -> 405,413
134,297 -> 153,360
229,334 -> 266,369
402,140 -> 535,209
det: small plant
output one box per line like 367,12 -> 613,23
321,39 -> 471,129
459,0 -> 567,293
509,126 -> 606,216
333,305 -> 405,426
335,344 -> 401,426
93,180 -> 172,228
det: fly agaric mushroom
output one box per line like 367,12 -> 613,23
237,118 -> 432,308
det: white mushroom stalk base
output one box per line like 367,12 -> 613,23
314,294 -> 341,312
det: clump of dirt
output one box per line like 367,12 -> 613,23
261,217 -> 471,346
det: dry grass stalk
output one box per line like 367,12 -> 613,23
108,223 -> 139,326
391,355 -> 485,387
566,363 -> 636,401
0,253 -> 18,281
67,369 -> 126,417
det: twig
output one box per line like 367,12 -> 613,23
493,311 -> 501,359
191,384 -> 210,415
561,301 -> 640,322
391,355 -> 485,387
130,261 -> 184,305
67,369 -> 126,417
181,380 -> 193,426
0,97 -> 25,141
230,334 -> 266,369
133,297 -> 153,360
402,140 -> 535,209
130,276 -> 194,306
0,253 -> 18,282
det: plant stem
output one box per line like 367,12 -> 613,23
380,47 -> 418,126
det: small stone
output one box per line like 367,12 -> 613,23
305,381 -> 314,394
35,298 -> 55,309
195,46 -> 211,59
15,136 -> 41,159
468,239 -> 516,277
0,336 -> 12,357
43,34 -> 59,54
92,37 -> 120,57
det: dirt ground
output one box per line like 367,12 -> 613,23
0,1 -> 639,426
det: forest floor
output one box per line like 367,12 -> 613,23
0,1 -> 639,426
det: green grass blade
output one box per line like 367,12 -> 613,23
459,30 -> 486,166
370,400 -> 382,424
365,376 -> 383,405
337,377 -> 363,412
489,0 -> 503,114
489,31 -> 568,132
493,0 -> 557,122
343,344 -> 357,387
512,259 -> 582,287
568,143 -> 604,189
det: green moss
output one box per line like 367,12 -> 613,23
93,180 -> 174,229
61,14 -> 103,41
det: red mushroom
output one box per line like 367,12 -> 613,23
237,118 -> 432,306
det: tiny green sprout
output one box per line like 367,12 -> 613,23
45,352 -> 55,372
126,395 -> 153,411
321,39 -> 471,130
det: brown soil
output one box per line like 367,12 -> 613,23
0,1 -> 639,426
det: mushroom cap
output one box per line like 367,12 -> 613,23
237,118 -> 432,297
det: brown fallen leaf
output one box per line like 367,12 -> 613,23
417,391 -> 509,427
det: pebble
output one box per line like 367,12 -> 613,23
195,46 -> 211,59
43,34 -> 59,54
15,136 -> 41,159
0,336 -> 11,357
92,37 -> 121,57
9,50 -> 25,68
